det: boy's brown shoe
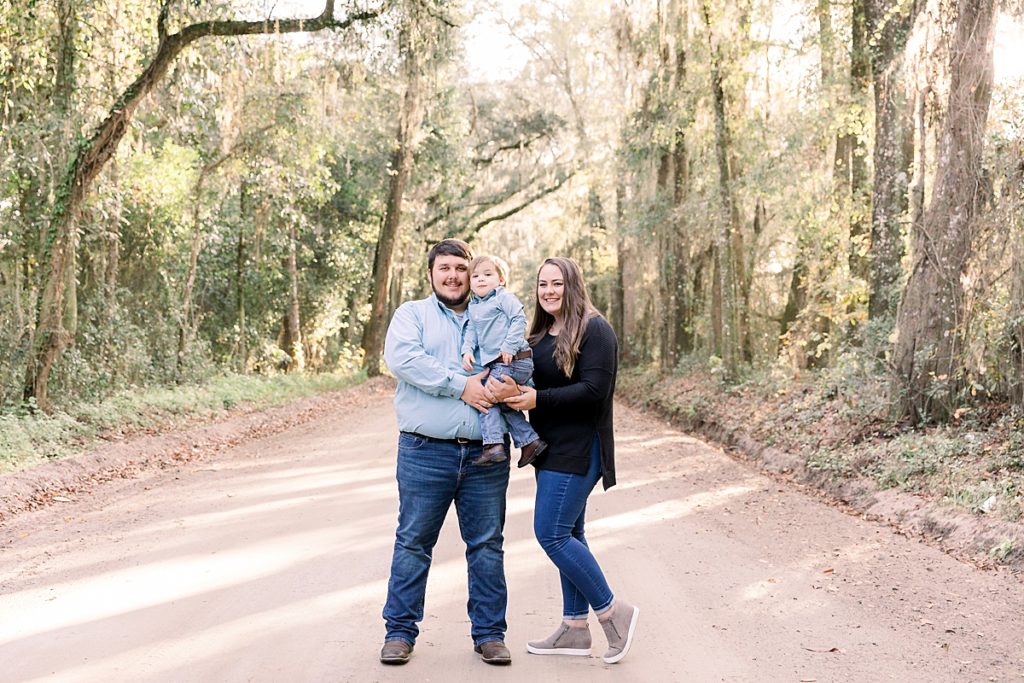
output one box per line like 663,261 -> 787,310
516,439 -> 548,468
472,443 -> 508,466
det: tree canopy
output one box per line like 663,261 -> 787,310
1,0 -> 1022,424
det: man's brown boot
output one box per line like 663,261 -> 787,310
474,640 -> 512,665
517,438 -> 548,468
380,639 -> 413,665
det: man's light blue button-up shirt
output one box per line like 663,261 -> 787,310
383,293 -> 483,440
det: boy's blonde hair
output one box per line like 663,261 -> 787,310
470,255 -> 510,284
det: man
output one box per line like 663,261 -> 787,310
379,238 -> 512,666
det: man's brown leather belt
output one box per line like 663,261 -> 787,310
403,431 -> 482,446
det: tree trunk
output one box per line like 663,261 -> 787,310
667,2 -> 691,366
672,126 -> 692,359
846,0 -> 871,279
55,0 -> 76,117
176,207 -> 203,381
611,182 -> 627,352
780,253 -> 808,341
236,183 -> 248,373
656,149 -> 674,370
102,5 -> 123,329
1010,232 -> 1024,408
684,247 -> 710,354
892,0 -> 997,422
704,0 -> 741,376
105,162 -> 122,323
711,245 -> 724,357
865,0 -> 919,320
285,222 -> 304,372
23,1 -> 384,409
361,21 -> 424,377
21,0 -> 80,409
909,87 -> 930,237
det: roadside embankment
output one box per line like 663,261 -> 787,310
618,367 -> 1024,571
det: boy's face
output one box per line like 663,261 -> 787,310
471,262 -> 505,297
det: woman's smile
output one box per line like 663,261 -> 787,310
537,263 -> 565,317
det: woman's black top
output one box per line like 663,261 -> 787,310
529,314 -> 618,490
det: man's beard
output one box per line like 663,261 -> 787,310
432,283 -> 468,308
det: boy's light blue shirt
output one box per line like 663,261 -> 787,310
383,293 -> 483,440
462,286 -> 531,366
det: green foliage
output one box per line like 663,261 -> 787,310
989,540 -> 1020,562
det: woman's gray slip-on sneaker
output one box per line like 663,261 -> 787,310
526,622 -> 592,656
600,600 -> 640,664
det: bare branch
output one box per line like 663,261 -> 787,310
471,132 -> 548,165
454,170 -> 576,241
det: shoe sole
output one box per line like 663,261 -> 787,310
473,456 -> 509,466
602,605 -> 639,664
380,641 -> 413,665
380,656 -> 410,665
526,644 -> 591,656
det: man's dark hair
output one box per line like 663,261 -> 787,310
427,239 -> 473,271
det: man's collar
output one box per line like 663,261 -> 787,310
429,292 -> 468,315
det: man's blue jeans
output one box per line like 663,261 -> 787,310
479,357 -> 540,447
533,437 -> 614,619
382,432 -> 510,647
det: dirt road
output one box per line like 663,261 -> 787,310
1,385 -> 1022,682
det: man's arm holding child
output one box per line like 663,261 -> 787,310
385,304 -> 473,399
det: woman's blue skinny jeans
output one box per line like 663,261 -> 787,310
533,437 -> 614,619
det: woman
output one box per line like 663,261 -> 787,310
498,256 -> 639,664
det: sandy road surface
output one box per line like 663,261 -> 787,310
1,388 -> 1023,683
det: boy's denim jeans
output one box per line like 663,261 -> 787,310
533,436 -> 614,619
479,357 -> 540,447
382,432 -> 510,647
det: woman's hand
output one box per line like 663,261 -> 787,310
504,385 -> 537,412
486,375 -> 520,401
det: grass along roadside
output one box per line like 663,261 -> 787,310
0,371 -> 364,473
618,365 -> 1024,565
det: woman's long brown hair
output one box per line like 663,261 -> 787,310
527,256 -> 597,378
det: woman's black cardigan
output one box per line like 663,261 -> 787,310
529,315 -> 618,490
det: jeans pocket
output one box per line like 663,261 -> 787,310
511,358 -> 534,382
399,432 -> 427,449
